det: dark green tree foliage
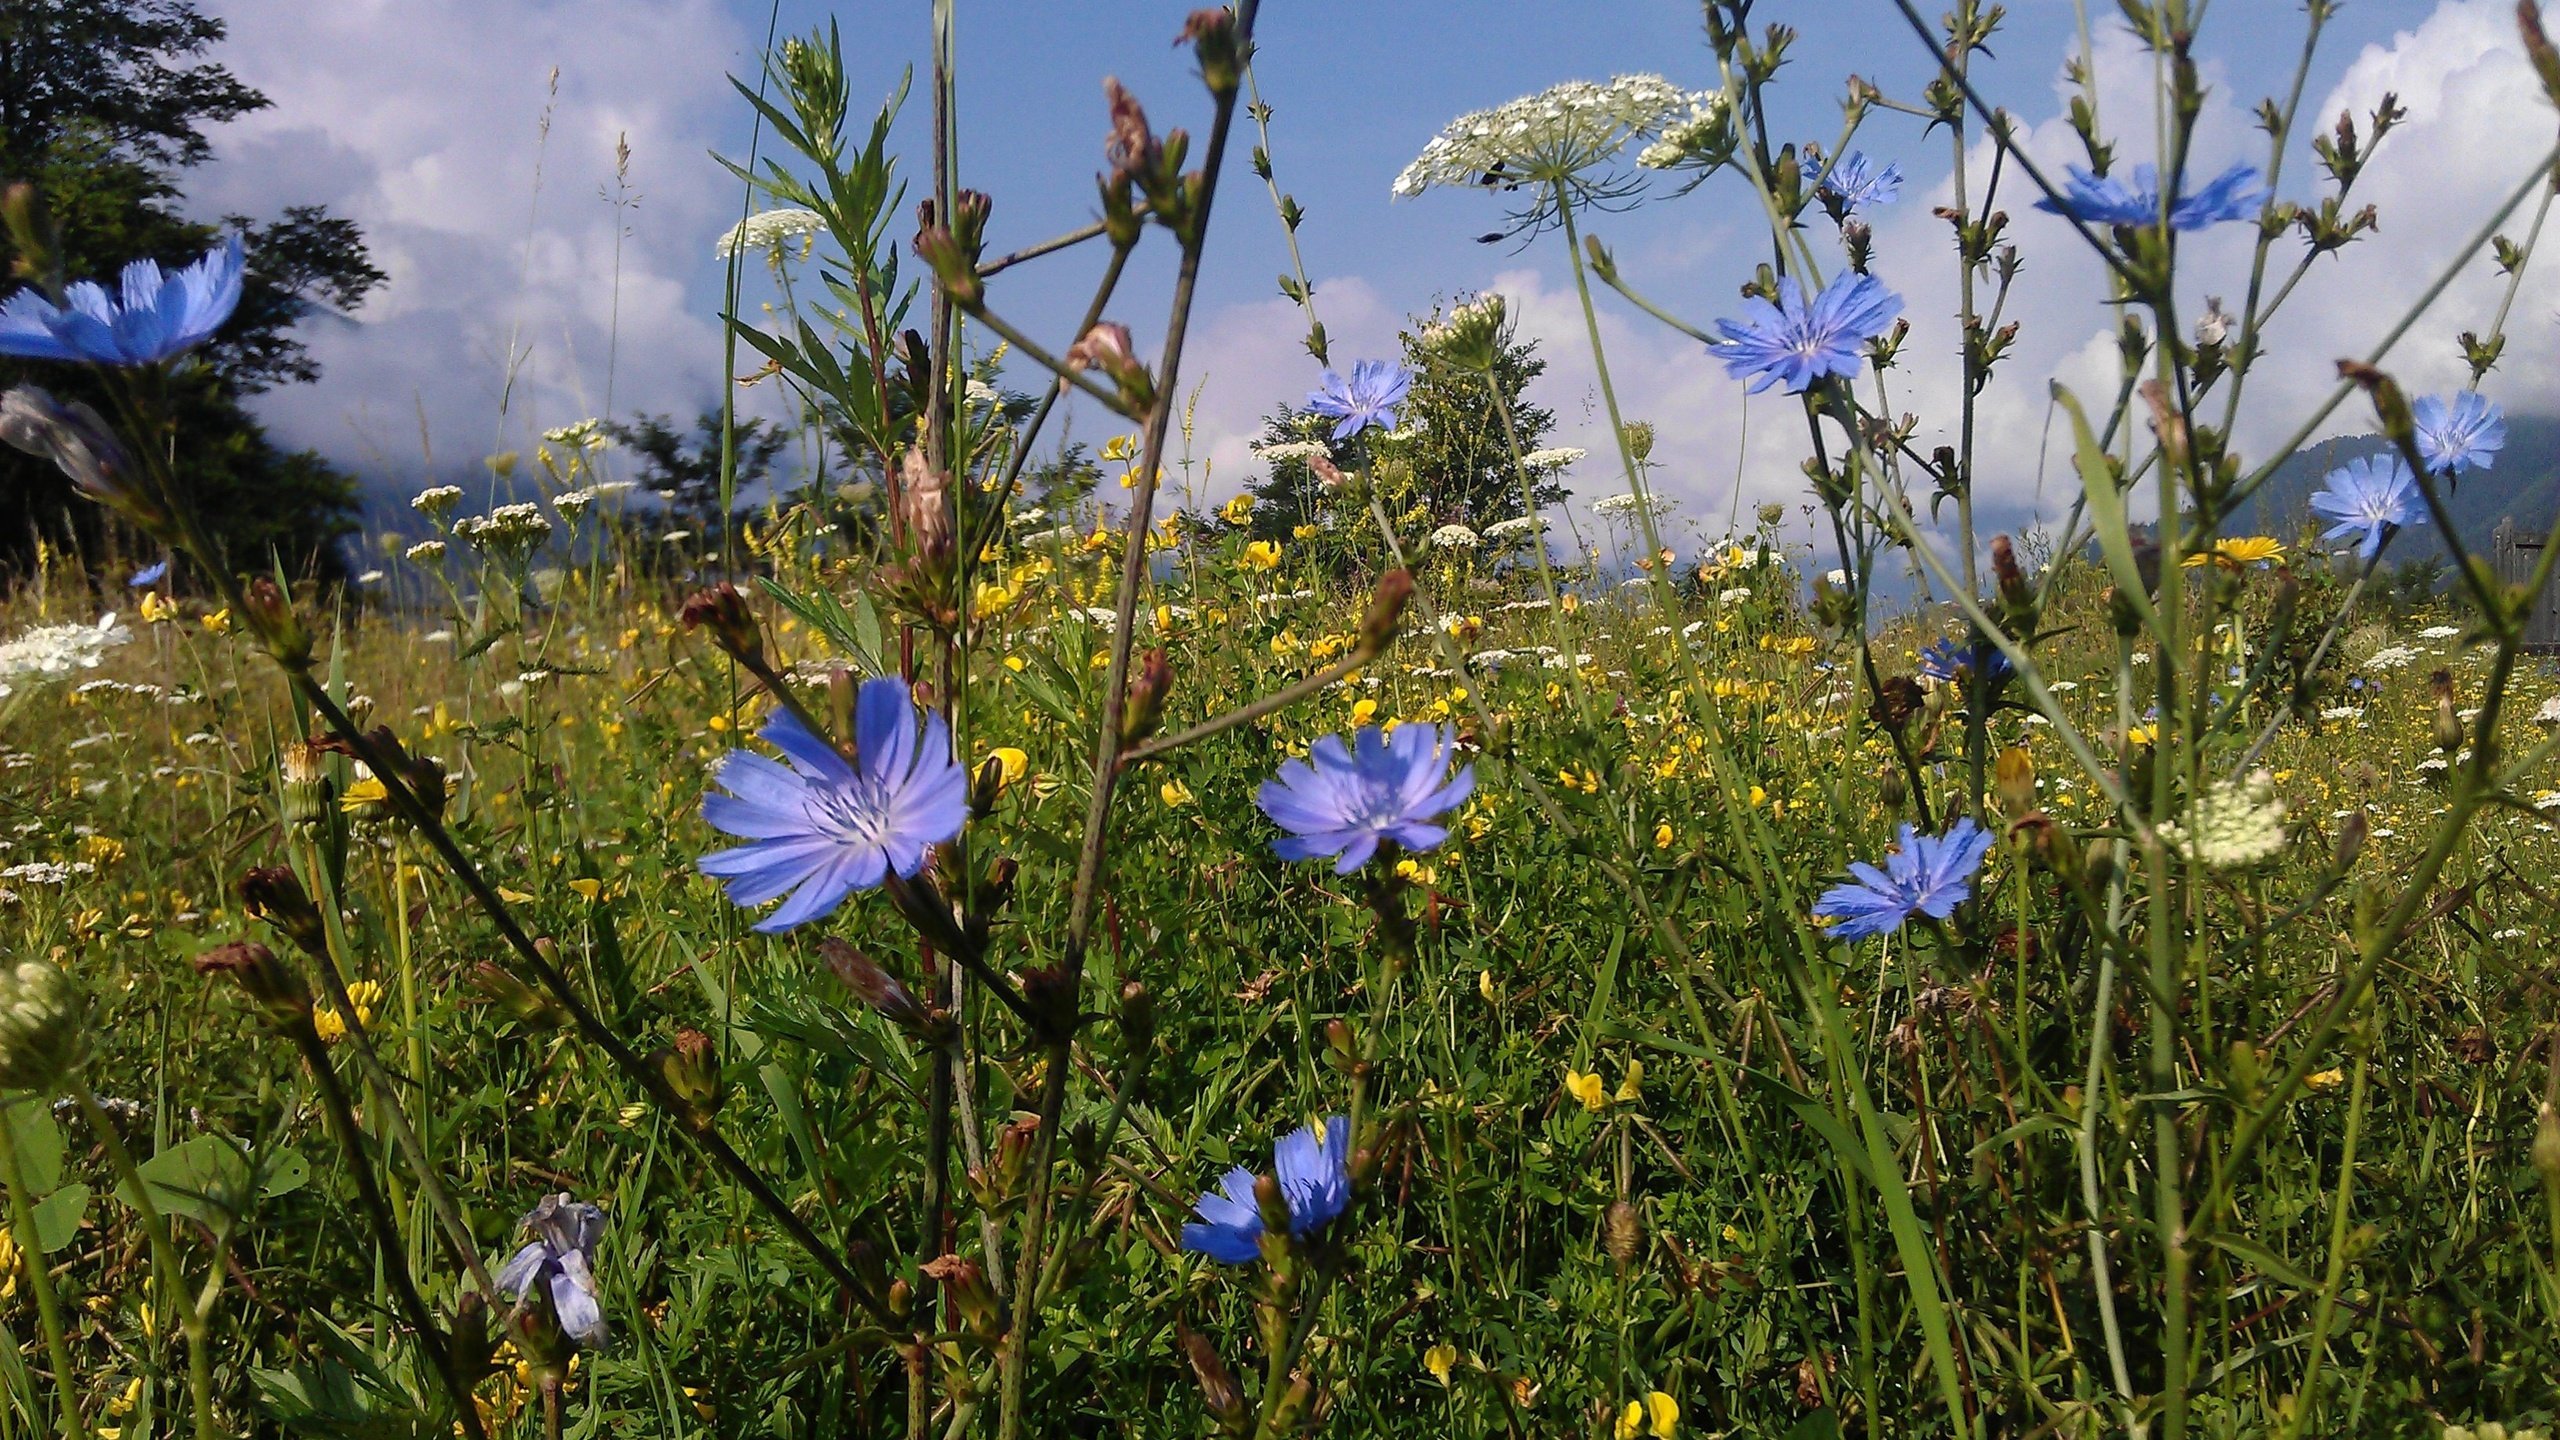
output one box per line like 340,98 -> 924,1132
1241,303 -> 1561,541
605,409 -> 788,557
0,0 -> 384,581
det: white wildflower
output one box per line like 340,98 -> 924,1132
453,503 -> 554,556
2418,625 -> 2462,640
715,207 -> 825,260
1589,492 -> 1671,519
1255,440 -> 1332,464
1518,446 -> 1586,469
1636,95 -> 1736,170
1428,523 -> 1482,551
0,615 -> 132,701
1395,76 -> 1698,198
1717,587 -> 1753,604
553,488 -> 596,519
541,418 -> 612,452
2537,695 -> 2560,728
2364,645 -> 2419,671
410,485 -> 464,519
1483,514 -> 1550,541
2156,770 -> 2287,869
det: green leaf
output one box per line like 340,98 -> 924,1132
27,1183 -> 86,1254
2055,382 -> 2161,640
2200,1230 -> 2317,1291
119,1134 -> 302,1226
0,1096 -> 66,1195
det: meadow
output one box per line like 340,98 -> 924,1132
6,2 -> 2560,1438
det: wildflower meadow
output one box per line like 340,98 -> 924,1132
8,3 -> 2560,1437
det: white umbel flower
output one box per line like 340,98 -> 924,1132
2158,770 -> 2287,869
1392,75 -> 1698,197
1518,446 -> 1586,469
0,614 -> 132,700
454,503 -> 555,557
1590,492 -> 1670,519
1484,514 -> 1550,541
1254,440 -> 1332,463
1427,523 -> 1482,551
716,208 -> 825,260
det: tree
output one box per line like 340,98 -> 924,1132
1239,300 -> 1562,546
605,409 -> 789,557
0,0 -> 385,582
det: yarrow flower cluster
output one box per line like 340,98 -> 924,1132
2035,162 -> 2263,231
715,207 -> 826,260
2157,771 -> 2287,869
1518,446 -> 1585,469
410,485 -> 464,520
1305,361 -> 1413,440
1179,1116 -> 1352,1263
1258,724 -> 1475,873
2411,391 -> 2505,477
0,614 -> 132,701
454,503 -> 555,558
1715,273 -> 1903,394
1427,523 -> 1482,551
1393,75 -> 1699,198
542,417 -> 613,452
1813,818 -> 1996,940
2309,455 -> 2424,559
0,235 -> 245,367
697,678 -> 969,931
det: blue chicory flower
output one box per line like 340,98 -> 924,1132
1816,152 -> 1903,215
1257,723 -> 1475,874
1304,360 -> 1413,440
1179,1115 -> 1352,1264
0,236 -> 245,366
697,677 -> 970,932
1813,817 -> 1996,941
2411,391 -> 2504,477
495,1193 -> 610,1348
128,560 -> 168,588
2035,162 -> 2263,231
1916,637 -> 2014,690
1714,272 -> 1903,395
2309,454 -> 2425,560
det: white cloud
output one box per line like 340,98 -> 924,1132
194,0 -> 751,487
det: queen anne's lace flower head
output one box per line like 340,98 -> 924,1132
1637,95 -> 1737,172
1394,75 -> 1703,232
2157,771 -> 2287,869
1427,523 -> 1482,551
0,614 -> 132,701
715,207 -> 826,260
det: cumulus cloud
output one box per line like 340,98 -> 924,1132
193,0 -> 752,489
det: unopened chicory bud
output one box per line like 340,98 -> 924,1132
194,940 -> 308,1023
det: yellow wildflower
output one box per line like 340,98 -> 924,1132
1351,697 -> 1380,727
1424,1343 -> 1457,1386
1159,780 -> 1194,808
1563,1067 -> 1609,1113
1220,494 -> 1257,525
314,980 -> 384,1045
200,607 -> 232,634
1241,540 -> 1283,570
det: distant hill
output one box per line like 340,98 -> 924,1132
2233,413 -> 2560,562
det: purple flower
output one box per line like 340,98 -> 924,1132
1305,360 -> 1412,440
1714,272 -> 1903,395
128,560 -> 168,588
494,1193 -> 609,1348
1258,724 -> 1474,874
1917,637 -> 2014,690
1816,152 -> 1903,215
2412,391 -> 2504,476
1179,1116 -> 1351,1264
1813,818 -> 1996,941
2035,162 -> 2263,231
697,678 -> 970,932
2309,454 -> 2424,560
0,236 -> 245,366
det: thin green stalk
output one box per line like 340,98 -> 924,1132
2281,1034 -> 2373,1440
70,1081 -> 215,1440
0,1106 -> 85,1440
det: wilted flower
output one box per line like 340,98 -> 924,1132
1179,1116 -> 1351,1263
0,235 -> 244,366
1258,723 -> 1475,873
714,208 -> 824,260
2035,162 -> 2263,230
2310,455 -> 2424,559
0,386 -> 143,515
1305,360 -> 1412,440
2158,770 -> 2287,869
2411,391 -> 2505,477
495,1193 -> 610,1349
697,679 -> 970,931
1813,818 -> 1995,941
1715,272 -> 1902,394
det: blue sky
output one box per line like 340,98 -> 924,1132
196,0 -> 2536,546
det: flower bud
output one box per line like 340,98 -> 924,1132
1358,569 -> 1413,652
194,940 -> 308,1023
1605,1199 -> 1644,1266
1993,747 -> 2037,819
2430,668 -> 2463,754
1177,1323 -> 1247,1431
969,754 -> 1008,817
679,582 -> 763,666
469,961 -> 569,1029
0,957 -> 85,1092
1253,1170 -> 1293,1241
279,742 -> 332,832
1621,420 -> 1656,464
653,1026 -> 723,1126
239,865 -> 327,955
898,449 -> 955,565
0,385 -> 159,529
1102,79 -> 1161,191
1121,647 -> 1172,742
920,1254 -> 1001,1338
1065,322 -> 1154,412
1017,960 -> 1081,1039
819,938 -> 938,1037
1176,9 -> 1241,95
2534,1103 -> 2560,1182
241,576 -> 311,668
912,192 -> 988,309
1118,981 -> 1156,1058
